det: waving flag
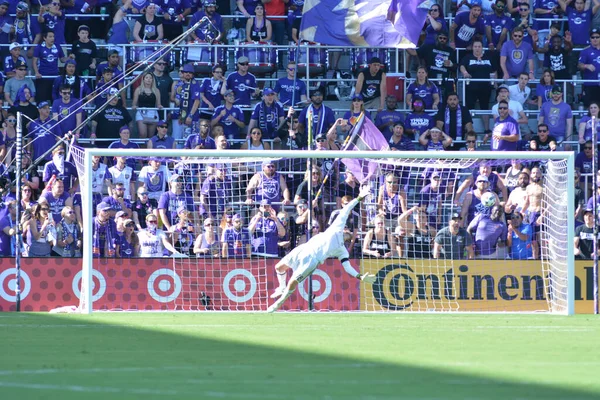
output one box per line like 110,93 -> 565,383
300,0 -> 431,48
341,114 -> 390,183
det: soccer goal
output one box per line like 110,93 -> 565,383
69,147 -> 575,314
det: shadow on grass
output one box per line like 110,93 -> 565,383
0,313 -> 596,400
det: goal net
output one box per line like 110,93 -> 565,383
69,146 -> 574,314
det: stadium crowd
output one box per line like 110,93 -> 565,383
0,0 -> 598,260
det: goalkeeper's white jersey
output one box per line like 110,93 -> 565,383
304,198 -> 359,264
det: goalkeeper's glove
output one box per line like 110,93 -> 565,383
359,273 -> 376,284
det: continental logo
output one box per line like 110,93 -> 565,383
371,263 -> 547,311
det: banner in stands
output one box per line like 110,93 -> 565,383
0,259 -> 597,313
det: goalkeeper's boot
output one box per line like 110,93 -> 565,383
270,286 -> 285,299
267,288 -> 294,313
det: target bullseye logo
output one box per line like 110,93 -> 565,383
298,270 -> 332,303
0,268 -> 31,302
223,269 -> 257,303
147,269 -> 182,303
72,270 -> 106,301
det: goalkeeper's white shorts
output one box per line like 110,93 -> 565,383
282,246 -> 319,284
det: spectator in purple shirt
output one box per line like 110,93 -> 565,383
405,66 -> 440,110
375,95 -> 404,139
199,65 -> 226,121
500,27 -> 535,79
158,174 -> 195,231
485,0 -> 513,51
491,99 -> 519,151
467,204 -> 507,258
26,101 -> 62,162
578,28 -> 600,107
578,102 -> 600,143
450,2 -> 486,52
422,3 -> 447,45
538,84 -> 573,142
388,122 -> 415,151
43,146 -> 78,194
33,30 -> 67,103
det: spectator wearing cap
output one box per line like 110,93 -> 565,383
575,207 -> 596,259
39,178 -> 74,224
173,63 -> 201,145
114,210 -> 128,240
491,84 -> 528,137
91,93 -> 133,148
435,92 -> 473,144
407,31 -> 455,96
578,28 -> 600,107
433,212 -> 474,259
418,171 -> 445,229
274,61 -> 308,107
354,57 -> 387,111
69,25 -> 97,77
4,43 -> 26,79
297,88 -> 336,137
529,123 -> 557,151
4,60 -> 34,106
199,65 -> 226,122
458,38 -> 496,130
138,158 -> 172,202
189,0 -> 223,42
500,27 -> 535,80
467,204 -> 507,259
490,99 -> 519,151
133,2 -> 164,41
157,174 -> 195,231
211,89 -> 245,140
108,126 -> 140,170
404,97 -> 435,139
223,55 -> 258,110
52,83 -> 83,137
387,121 -> 415,151
13,2 -> 35,49
405,66 -> 441,111
507,210 -> 533,259
52,59 -> 92,101
200,163 -> 233,221
246,160 -> 292,207
102,181 -> 133,217
374,95 -> 404,139
538,84 -> 572,143
132,72 -> 163,139
25,101 -> 62,162
42,145 -> 78,194
247,87 -> 285,140
221,213 -> 251,258
116,218 -> 139,258
249,198 -> 286,257
33,30 -> 67,103
459,174 -> 501,226
148,120 -> 176,149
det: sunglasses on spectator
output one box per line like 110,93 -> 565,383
466,140 -> 476,143
61,91 -> 70,95
513,35 -> 523,38
157,62 -> 166,65
538,129 -> 548,133
251,131 -> 261,135
316,138 -> 326,142
158,125 -> 167,128
126,223 -> 135,227
66,211 -> 74,215
147,220 -> 157,224
138,192 -> 148,196
7,118 -> 15,123
115,188 -> 125,191
498,106 -> 508,110
287,67 -> 295,71
238,62 -> 249,66
519,7 -> 529,11
592,36 -> 600,39
264,164 -> 275,168
17,68 -> 27,71
585,146 -> 593,150
437,37 -> 448,41
204,222 -> 213,226
41,208 -> 50,211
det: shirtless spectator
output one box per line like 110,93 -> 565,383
526,166 -> 544,259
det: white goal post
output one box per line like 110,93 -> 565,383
75,148 -> 575,315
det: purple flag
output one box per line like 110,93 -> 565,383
341,114 -> 390,183
300,0 -> 430,48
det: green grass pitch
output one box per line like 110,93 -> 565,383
0,313 -> 599,399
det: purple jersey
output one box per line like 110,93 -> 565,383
406,82 -> 439,109
578,46 -> 600,87
251,217 -> 280,256
468,214 -> 507,256
157,191 -> 194,226
539,101 -> 572,140
453,11 -> 485,48
226,71 -> 257,107
211,105 -> 244,139
500,40 -> 534,77
40,191 -> 71,223
491,115 -> 519,151
34,42 -> 65,75
222,227 -> 251,258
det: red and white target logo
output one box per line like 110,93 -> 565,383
147,269 -> 182,303
0,268 -> 31,302
72,270 -> 106,301
223,269 -> 257,303
298,270 -> 332,303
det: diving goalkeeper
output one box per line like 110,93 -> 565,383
268,185 -> 376,313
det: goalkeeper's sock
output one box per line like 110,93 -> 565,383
276,271 -> 287,288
